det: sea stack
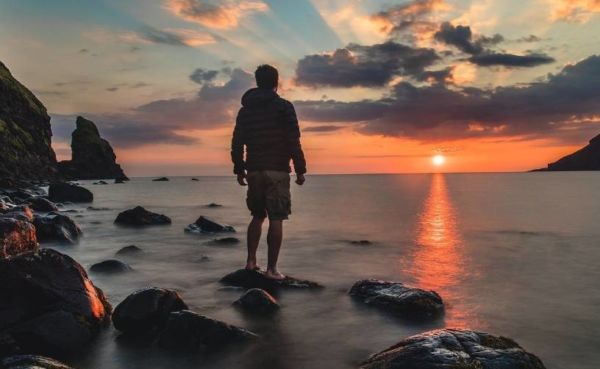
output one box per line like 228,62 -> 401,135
0,61 -> 57,179
58,116 -> 128,180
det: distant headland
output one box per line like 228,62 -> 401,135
532,133 -> 600,171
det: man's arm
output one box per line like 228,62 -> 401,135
283,101 -> 307,177
231,110 -> 246,180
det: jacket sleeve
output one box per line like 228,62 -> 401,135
283,101 -> 307,174
231,109 -> 246,175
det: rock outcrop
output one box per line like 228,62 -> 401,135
0,355 -> 75,369
114,206 -> 171,226
534,133 -> 600,171
0,61 -> 57,179
349,279 -> 444,320
0,248 -> 111,356
221,269 -> 323,291
33,212 -> 82,244
360,329 -> 546,369
27,197 -> 58,212
233,288 -> 280,314
112,287 -> 188,336
0,217 -> 38,258
58,116 -> 127,180
185,216 -> 235,234
48,182 -> 93,203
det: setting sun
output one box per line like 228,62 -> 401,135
432,154 -> 446,166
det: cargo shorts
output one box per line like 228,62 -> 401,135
246,170 -> 291,221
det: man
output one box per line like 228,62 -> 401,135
231,64 -> 306,280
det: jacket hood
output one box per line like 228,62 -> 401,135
241,88 -> 279,108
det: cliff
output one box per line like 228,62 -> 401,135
58,116 -> 127,180
0,61 -> 57,179
534,133 -> 600,171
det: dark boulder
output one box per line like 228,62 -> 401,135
349,279 -> 444,320
206,237 -> 240,245
33,212 -> 82,244
191,178 -> 199,181
158,310 -> 257,351
90,259 -> 132,274
0,61 -> 57,180
152,177 -> 169,181
93,180 -> 108,185
360,329 -> 546,369
0,355 -> 74,369
185,216 -> 235,234
0,248 -> 111,356
114,206 -> 171,226
28,197 -> 58,212
348,240 -> 372,246
57,116 -> 128,180
116,245 -> 143,256
233,288 -> 280,314
0,217 -> 38,258
221,269 -> 323,291
48,182 -> 93,203
206,202 -> 223,207
2,205 -> 34,222
112,287 -> 188,336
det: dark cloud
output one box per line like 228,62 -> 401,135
468,53 -> 555,67
295,41 -> 440,87
78,48 -> 89,54
189,68 -> 219,84
139,26 -> 189,46
371,0 -> 444,35
516,35 -> 543,43
295,55 -> 600,142
303,125 -> 344,133
106,87 -> 119,92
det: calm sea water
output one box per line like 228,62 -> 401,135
47,173 -> 600,369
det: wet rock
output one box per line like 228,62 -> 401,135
2,205 -> 34,222
115,206 -> 171,226
360,329 -> 546,369
90,259 -> 132,274
93,180 -> 108,185
0,249 -> 111,355
349,279 -> 444,320
113,287 -> 188,336
206,202 -> 222,207
28,197 -> 58,212
206,237 -> 240,245
191,178 -> 199,181
0,355 -> 74,369
152,177 -> 169,181
158,310 -> 257,351
185,216 -> 235,234
0,217 -> 38,259
33,212 -> 82,244
348,240 -> 372,246
114,177 -> 125,184
57,116 -> 128,180
221,269 -> 323,291
116,245 -> 143,256
233,288 -> 280,314
87,206 -> 109,211
48,182 -> 93,203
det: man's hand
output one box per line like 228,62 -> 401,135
237,173 -> 247,186
295,173 -> 305,185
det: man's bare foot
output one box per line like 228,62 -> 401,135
245,262 -> 261,271
265,269 -> 285,280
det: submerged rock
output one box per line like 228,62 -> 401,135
93,180 -> 108,185
158,310 -> 257,351
115,206 -> 171,226
112,287 -> 188,336
48,182 -> 93,203
153,177 -> 169,182
90,259 -> 132,274
349,279 -> 444,320
116,245 -> 143,256
191,178 -> 199,181
58,116 -> 128,180
360,329 -> 546,369
0,249 -> 111,356
185,216 -> 235,234
33,212 -> 82,244
221,269 -> 323,291
28,197 -> 58,212
206,202 -> 222,208
233,288 -> 280,314
0,217 -> 38,258
348,240 -> 372,246
0,355 -> 74,369
206,237 -> 240,245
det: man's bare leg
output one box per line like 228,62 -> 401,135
266,219 -> 285,280
246,216 -> 264,271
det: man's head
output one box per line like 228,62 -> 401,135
255,64 -> 278,90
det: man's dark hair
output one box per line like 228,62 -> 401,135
255,64 -> 278,89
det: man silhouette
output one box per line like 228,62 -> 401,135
231,64 -> 306,280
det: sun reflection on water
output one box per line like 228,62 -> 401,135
410,173 -> 475,328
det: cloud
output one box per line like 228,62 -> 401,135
165,0 -> 268,29
295,55 -> 600,142
137,26 -> 216,47
468,53 -> 555,67
189,68 -> 219,84
294,41 -> 440,87
550,0 -> 600,22
303,125 -> 344,133
371,0 -> 447,35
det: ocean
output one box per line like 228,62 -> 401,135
48,173 -> 600,369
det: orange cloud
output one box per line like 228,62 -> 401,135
165,0 -> 268,29
550,0 -> 600,22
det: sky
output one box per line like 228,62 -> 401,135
1,0 -> 599,175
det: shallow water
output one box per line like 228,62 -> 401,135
47,173 -> 600,369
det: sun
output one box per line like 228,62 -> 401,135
432,154 -> 445,166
